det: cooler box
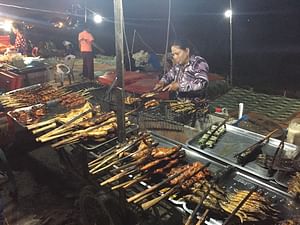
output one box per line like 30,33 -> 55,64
0,70 -> 23,92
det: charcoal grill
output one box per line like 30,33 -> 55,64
137,101 -> 209,131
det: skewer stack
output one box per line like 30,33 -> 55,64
89,133 -> 218,210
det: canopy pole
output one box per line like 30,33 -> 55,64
163,0 -> 172,74
113,0 -> 126,143
131,29 -> 136,54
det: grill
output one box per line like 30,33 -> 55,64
137,101 -> 209,131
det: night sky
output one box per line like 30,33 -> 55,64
1,0 -> 300,93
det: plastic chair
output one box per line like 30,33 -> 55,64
64,54 -> 76,82
56,63 -> 70,86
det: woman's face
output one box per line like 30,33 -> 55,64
171,45 -> 190,65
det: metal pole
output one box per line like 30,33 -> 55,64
163,0 -> 172,74
229,0 -> 233,85
84,0 -> 87,23
113,0 -> 126,143
131,29 -> 136,54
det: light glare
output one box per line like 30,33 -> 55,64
224,10 -> 232,18
93,14 -> 103,24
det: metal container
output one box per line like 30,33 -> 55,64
186,124 -> 299,181
147,134 -> 300,220
7,104 -> 45,128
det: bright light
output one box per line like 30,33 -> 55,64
224,9 -> 232,18
54,21 -> 64,29
0,20 -> 13,32
93,14 -> 103,24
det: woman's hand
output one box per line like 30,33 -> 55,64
153,81 -> 164,91
162,82 -> 179,92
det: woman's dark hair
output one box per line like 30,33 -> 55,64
170,39 -> 189,50
12,23 -> 25,34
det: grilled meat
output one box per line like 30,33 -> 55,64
288,172 -> 300,200
168,162 -> 207,186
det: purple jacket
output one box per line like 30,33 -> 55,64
160,55 -> 209,92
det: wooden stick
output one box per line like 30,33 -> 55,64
39,108 -> 93,139
89,137 -> 142,173
185,186 -> 212,225
139,162 -> 210,209
141,186 -> 177,210
100,168 -> 137,186
27,118 -> 56,130
127,168 -> 188,203
133,191 -> 155,204
90,161 -> 118,174
51,134 -> 81,148
111,174 -> 148,190
37,131 -> 72,142
195,209 -> 209,225
31,122 -> 57,135
88,145 -> 120,167
223,186 -> 257,225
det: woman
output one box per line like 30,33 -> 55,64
12,23 -> 27,55
154,40 -> 209,101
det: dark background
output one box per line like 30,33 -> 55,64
1,0 -> 300,94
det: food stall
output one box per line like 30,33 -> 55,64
1,80 -> 299,225
0,55 -> 52,92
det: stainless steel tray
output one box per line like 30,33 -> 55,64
5,84 -> 42,95
7,103 -> 45,128
186,124 -> 299,181
7,101 -> 73,128
151,134 -> 300,220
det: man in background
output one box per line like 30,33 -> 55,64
78,24 -> 94,80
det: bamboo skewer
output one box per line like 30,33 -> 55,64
89,136 -> 145,173
141,186 -> 177,210
111,174 -> 148,190
51,134 -> 81,148
32,122 -> 57,134
185,185 -> 212,225
223,186 -> 257,225
38,108 -> 93,139
27,118 -> 56,130
134,191 -> 155,204
127,167 -> 189,203
88,145 -> 120,167
139,162 -> 210,210
38,131 -> 73,143
100,168 -> 137,186
195,209 -> 209,225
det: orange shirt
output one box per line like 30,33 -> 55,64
78,30 -> 94,52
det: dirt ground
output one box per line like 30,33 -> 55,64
1,149 -> 82,225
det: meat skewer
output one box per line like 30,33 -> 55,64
141,162 -> 211,210
184,166 -> 233,225
89,136 -> 144,174
128,162 -> 210,204
127,166 -> 191,203
222,186 -> 257,225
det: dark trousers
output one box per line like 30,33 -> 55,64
82,52 -> 94,80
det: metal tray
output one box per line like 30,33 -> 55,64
79,124 -> 139,151
5,83 -> 42,95
7,103 -> 46,128
6,100 -> 76,128
148,134 -> 300,220
186,124 -> 299,180
274,171 -> 294,188
179,168 -> 299,221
